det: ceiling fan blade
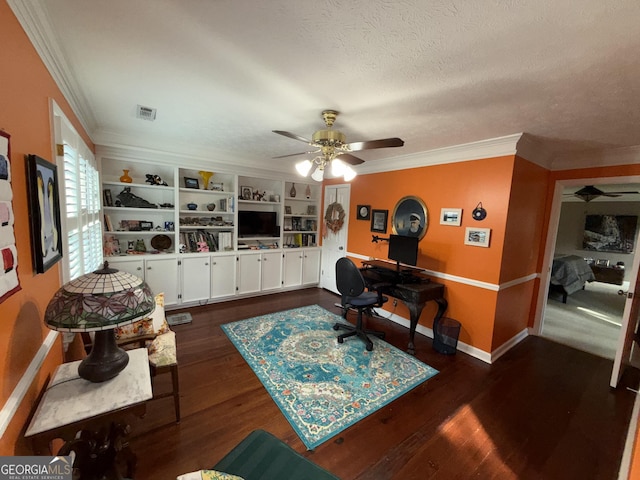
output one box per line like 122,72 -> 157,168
336,153 -> 365,165
605,191 -> 640,195
601,193 -> 623,197
345,137 -> 404,152
273,150 -> 319,159
272,130 -> 311,144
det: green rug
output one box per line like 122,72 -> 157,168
221,305 -> 438,449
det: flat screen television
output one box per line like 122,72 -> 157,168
388,234 -> 419,270
238,211 -> 278,237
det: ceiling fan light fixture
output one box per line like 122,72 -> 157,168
343,165 -> 356,181
331,159 -> 347,177
311,165 -> 324,182
295,159 -> 313,176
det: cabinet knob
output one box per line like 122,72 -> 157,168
213,262 -> 217,265
147,266 -> 151,270
205,262 -> 209,266
136,267 -> 142,271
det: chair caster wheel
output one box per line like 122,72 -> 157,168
366,343 -> 373,351
338,338 -> 344,344
333,324 -> 340,331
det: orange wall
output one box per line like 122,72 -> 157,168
0,1 -> 94,454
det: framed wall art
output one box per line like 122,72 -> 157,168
464,227 -> 491,247
184,177 -> 199,189
356,204 -> 371,220
583,214 -> 638,253
27,154 -> 63,273
371,209 -> 388,233
392,195 -> 428,239
440,208 -> 462,226
0,130 -> 21,302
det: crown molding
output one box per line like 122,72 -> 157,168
7,0 -> 97,136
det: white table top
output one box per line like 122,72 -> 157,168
26,348 -> 152,437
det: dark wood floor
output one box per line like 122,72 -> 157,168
128,288 -> 639,479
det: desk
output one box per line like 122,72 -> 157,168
361,260 -> 447,354
26,348 -> 152,476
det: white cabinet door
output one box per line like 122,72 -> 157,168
181,255 -> 211,304
145,257 -> 179,306
107,258 -> 145,280
283,250 -> 303,288
237,253 -> 261,295
261,250 -> 282,291
211,253 -> 236,299
302,249 -> 321,285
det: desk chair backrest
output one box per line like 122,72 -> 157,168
336,257 -> 366,298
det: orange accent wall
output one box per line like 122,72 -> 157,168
0,1 -> 94,455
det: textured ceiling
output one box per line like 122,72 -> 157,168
10,0 -> 640,174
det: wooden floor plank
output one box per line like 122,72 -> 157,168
127,288 -> 639,480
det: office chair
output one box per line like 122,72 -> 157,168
333,257 -> 388,351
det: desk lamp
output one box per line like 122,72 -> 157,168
44,262 -> 155,382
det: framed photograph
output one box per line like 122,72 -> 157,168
464,227 -> 491,247
583,214 -> 638,253
392,195 -> 428,239
595,258 -> 610,266
440,208 -> 462,226
211,182 -> 224,191
356,204 -> 371,220
285,206 -> 292,214
307,205 -> 317,215
103,188 -> 113,207
140,221 -> 153,231
241,186 -> 253,200
371,209 -> 388,233
184,177 -> 199,189
27,154 -> 63,273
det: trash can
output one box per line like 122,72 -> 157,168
433,317 -> 461,355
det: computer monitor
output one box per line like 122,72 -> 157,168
388,234 -> 419,270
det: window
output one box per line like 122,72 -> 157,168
53,101 -> 102,282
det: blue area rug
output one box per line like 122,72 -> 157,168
221,304 -> 439,450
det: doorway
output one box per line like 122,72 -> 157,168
536,179 -> 640,364
320,184 -> 350,294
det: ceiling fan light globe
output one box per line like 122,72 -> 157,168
331,159 -> 347,177
311,167 -> 324,182
295,159 -> 312,176
343,166 -> 357,181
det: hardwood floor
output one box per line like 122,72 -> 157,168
128,288 -> 639,479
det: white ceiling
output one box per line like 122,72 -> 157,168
10,0 -> 640,175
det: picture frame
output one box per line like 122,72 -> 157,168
241,186 -> 253,200
595,258 -> 610,267
140,221 -> 153,231
392,195 -> 428,239
184,177 -> 199,189
27,154 -> 63,273
285,206 -> 292,214
440,208 -> 462,226
211,182 -> 224,191
307,205 -> 317,215
464,227 -> 491,247
356,204 -> 371,220
371,209 -> 388,233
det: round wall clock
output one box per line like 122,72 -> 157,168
357,204 -> 371,220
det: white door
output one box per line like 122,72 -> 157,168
283,250 -> 303,288
237,253 -> 261,295
261,251 -> 282,291
610,237 -> 640,387
302,248 -> 321,285
211,253 -> 237,299
181,255 -> 211,304
107,258 -> 144,280
145,257 -> 179,305
320,184 -> 350,294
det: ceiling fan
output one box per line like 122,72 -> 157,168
273,109 -> 404,181
565,185 -> 640,202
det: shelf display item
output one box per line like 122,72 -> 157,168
151,234 -> 172,251
119,169 -> 133,183
290,183 -> 296,197
198,171 -> 214,190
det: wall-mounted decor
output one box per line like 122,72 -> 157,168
356,205 -> 371,220
0,131 -> 21,302
27,154 -> 63,273
464,227 -> 491,247
371,209 -> 388,233
392,195 -> 427,239
440,208 -> 462,226
583,214 -> 638,253
184,177 -> 199,189
472,202 -> 487,221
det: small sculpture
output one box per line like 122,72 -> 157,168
116,187 -> 158,208
145,174 -> 168,186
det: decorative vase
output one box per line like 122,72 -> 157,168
206,203 -> 216,211
120,169 -> 132,183
198,171 -> 214,190
187,202 -> 197,210
305,184 -> 311,199
289,183 -> 296,198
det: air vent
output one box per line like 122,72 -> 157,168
136,105 -> 157,121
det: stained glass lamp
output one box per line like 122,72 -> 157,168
44,262 -> 155,382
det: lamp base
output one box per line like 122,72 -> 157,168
78,330 -> 129,383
